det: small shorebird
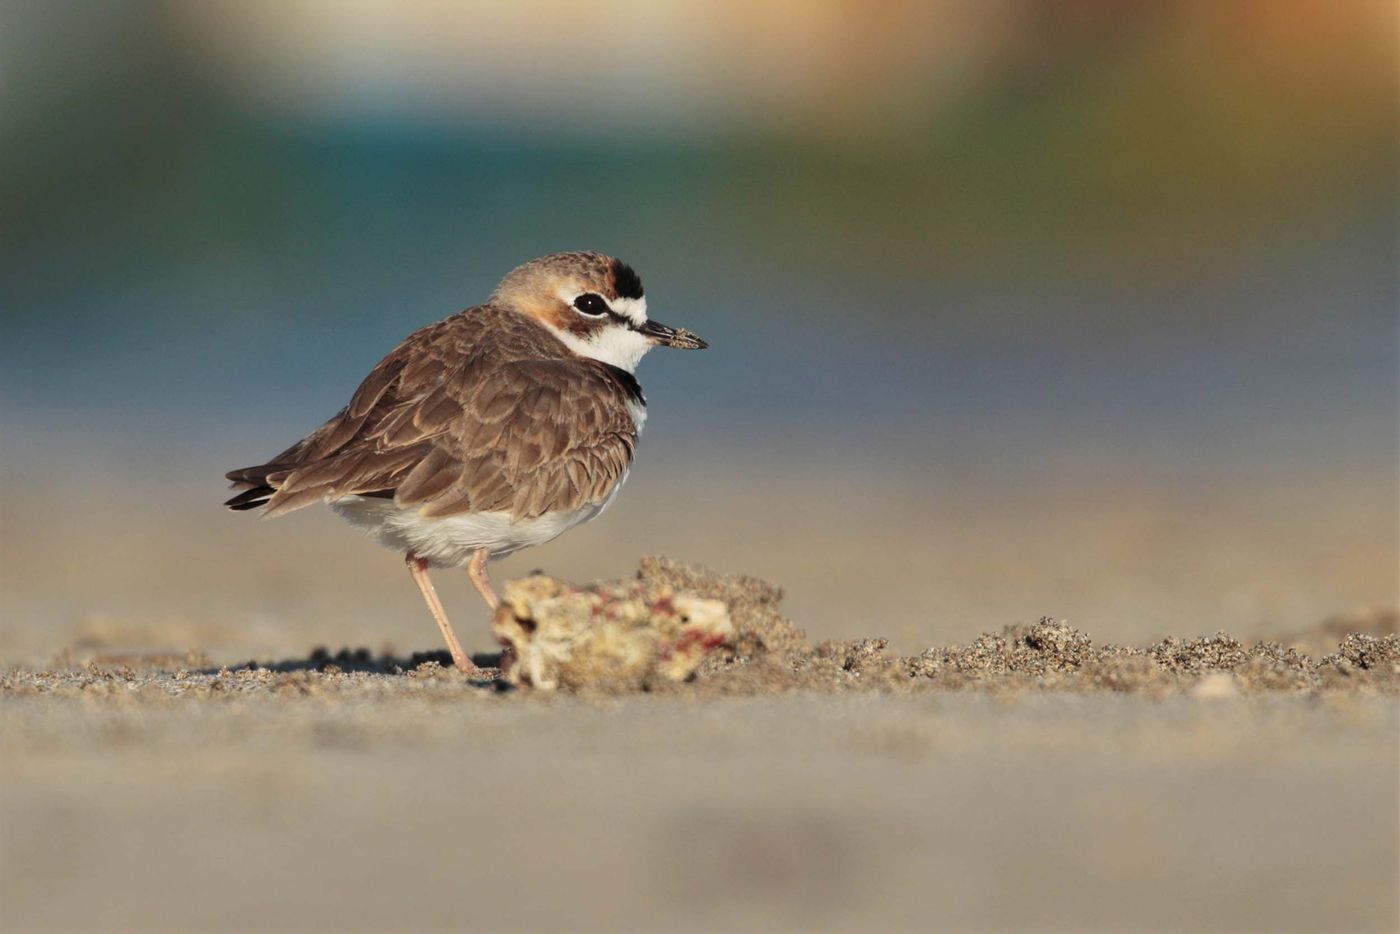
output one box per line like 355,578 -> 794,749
224,252 -> 706,675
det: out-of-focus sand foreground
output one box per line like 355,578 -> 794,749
3,558 -> 1397,932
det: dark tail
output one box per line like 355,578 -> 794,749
224,465 -> 275,511
224,485 -> 274,510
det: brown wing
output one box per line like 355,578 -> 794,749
225,306 -> 640,521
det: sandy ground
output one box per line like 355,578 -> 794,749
3,560 -> 1398,932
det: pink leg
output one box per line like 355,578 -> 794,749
466,547 -> 499,610
405,553 -> 479,675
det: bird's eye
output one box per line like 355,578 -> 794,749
573,293 -> 610,316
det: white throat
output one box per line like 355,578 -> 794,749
557,327 -> 653,372
549,293 -> 654,373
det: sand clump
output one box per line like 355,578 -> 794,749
4,557 -> 1397,698
491,573 -> 732,691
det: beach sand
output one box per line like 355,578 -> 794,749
3,559 -> 1397,931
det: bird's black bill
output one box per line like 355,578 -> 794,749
636,319 -> 708,349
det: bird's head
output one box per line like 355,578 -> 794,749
493,252 -> 707,372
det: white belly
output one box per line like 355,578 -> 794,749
330,479 -> 624,569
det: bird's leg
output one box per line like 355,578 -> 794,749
405,553 -> 478,675
467,547 -> 500,610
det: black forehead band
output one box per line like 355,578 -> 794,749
611,260 -> 645,300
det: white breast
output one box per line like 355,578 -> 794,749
330,473 -> 629,569
628,399 -> 647,433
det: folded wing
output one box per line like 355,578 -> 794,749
224,311 -> 639,521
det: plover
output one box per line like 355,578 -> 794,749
224,252 -> 706,675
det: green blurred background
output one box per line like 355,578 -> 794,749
2,0 -> 1396,661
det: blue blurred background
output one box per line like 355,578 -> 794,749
2,0 -> 1396,661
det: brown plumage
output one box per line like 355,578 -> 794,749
225,303 -> 641,522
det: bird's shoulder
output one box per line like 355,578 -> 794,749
373,302 -> 642,425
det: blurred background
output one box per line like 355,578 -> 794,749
2,0 -> 1396,662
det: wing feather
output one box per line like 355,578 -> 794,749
224,304 -> 640,522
